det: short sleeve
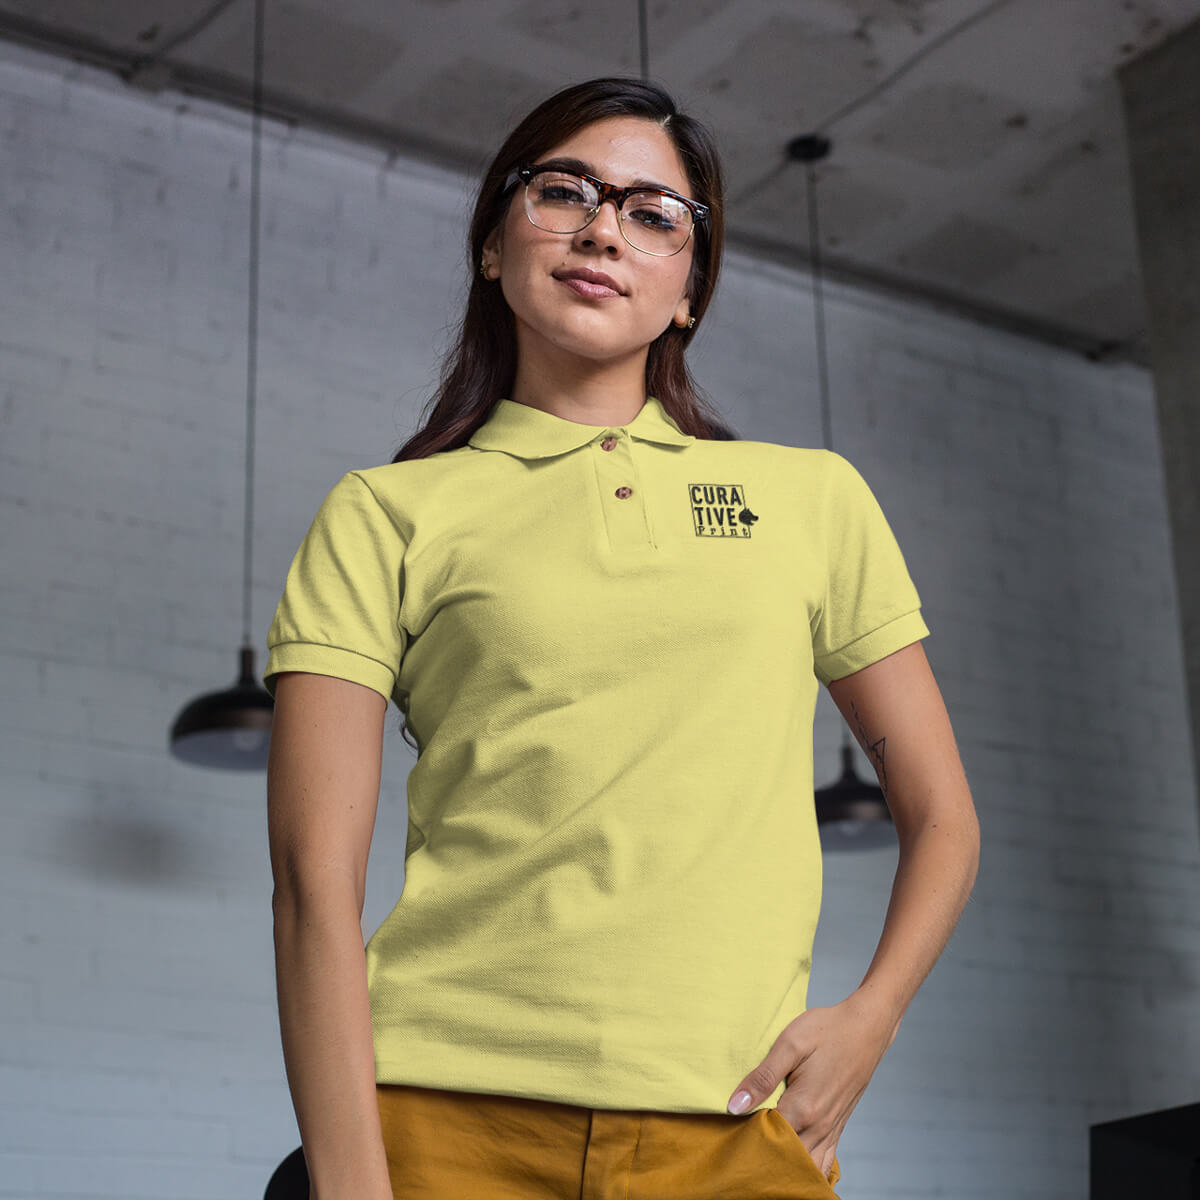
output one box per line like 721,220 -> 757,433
263,471 -> 408,703
811,453 -> 929,686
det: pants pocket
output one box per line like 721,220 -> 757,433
761,1107 -> 842,1192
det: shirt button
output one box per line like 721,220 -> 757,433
615,486 -> 633,499
601,436 -> 618,451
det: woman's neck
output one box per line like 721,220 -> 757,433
509,344 -> 650,427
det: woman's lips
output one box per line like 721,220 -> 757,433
554,269 -> 623,299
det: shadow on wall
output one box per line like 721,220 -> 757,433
50,785 -> 211,888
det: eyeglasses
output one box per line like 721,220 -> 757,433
504,164 -> 709,257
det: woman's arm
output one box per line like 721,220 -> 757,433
268,671 -> 393,1200
726,641 -> 980,1177
826,640 -> 980,1032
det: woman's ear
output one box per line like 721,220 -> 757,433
674,258 -> 697,326
480,228 -> 502,281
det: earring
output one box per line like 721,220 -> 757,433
480,260 -> 490,279
687,316 -> 696,329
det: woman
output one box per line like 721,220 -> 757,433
265,76 -> 979,1200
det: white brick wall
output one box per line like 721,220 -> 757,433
2,40 -> 1197,1200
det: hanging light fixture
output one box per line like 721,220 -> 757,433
169,0 -> 273,770
787,133 -> 895,851
814,741 -> 896,851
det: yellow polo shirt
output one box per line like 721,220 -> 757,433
264,395 -> 928,1115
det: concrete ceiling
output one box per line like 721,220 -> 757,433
3,0 -> 1199,365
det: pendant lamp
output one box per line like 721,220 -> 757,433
169,0 -> 273,770
789,134 -> 896,850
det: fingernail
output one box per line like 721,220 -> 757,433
728,1090 -> 752,1114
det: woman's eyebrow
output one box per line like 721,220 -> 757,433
535,156 -> 679,194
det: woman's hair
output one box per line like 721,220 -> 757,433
390,75 -> 737,464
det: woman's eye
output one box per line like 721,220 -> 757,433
629,205 -> 677,230
538,183 -> 588,204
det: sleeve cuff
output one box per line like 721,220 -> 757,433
263,641 -> 397,702
814,609 -> 930,686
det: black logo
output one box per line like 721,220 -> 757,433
690,483 -> 758,538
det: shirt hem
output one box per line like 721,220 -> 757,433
372,1054 -> 787,1116
263,640 -> 396,701
814,609 -> 930,686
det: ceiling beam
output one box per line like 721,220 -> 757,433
0,10 -> 1148,368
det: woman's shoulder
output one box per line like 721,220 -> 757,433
698,435 -> 850,474
345,445 -> 479,492
302,448 -> 478,532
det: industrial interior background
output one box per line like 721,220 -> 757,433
1,1 -> 1199,1197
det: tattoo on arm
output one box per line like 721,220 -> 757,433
850,700 -> 888,799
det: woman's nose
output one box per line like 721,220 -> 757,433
575,198 -> 625,253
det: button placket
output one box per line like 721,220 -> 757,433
593,431 -> 652,550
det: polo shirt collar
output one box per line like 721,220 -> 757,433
468,396 -> 694,460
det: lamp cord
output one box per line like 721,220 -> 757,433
241,0 -> 264,649
804,162 -> 832,456
803,153 -> 854,754
637,0 -> 649,81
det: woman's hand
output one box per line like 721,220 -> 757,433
727,990 -> 898,1178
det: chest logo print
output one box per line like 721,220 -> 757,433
689,483 -> 759,538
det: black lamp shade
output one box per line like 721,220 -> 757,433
814,743 -> 896,851
169,646 -> 274,770
264,1146 -> 308,1198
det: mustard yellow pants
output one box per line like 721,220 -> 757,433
377,1083 -> 841,1199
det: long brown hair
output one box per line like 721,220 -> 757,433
391,76 -> 737,463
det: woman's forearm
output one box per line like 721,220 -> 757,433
826,645 -> 981,1036
273,881 -> 392,1200
852,802 -> 980,1033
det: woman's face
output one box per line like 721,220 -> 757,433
483,116 -> 697,374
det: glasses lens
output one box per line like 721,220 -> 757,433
525,171 -> 600,233
620,191 -> 694,256
523,171 -> 696,256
